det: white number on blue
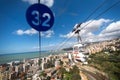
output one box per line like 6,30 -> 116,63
32,11 -> 50,27
42,13 -> 51,27
32,10 -> 40,26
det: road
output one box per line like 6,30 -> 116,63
76,63 -> 109,80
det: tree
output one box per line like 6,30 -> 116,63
88,51 -> 120,80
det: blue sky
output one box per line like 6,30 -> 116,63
0,0 -> 120,54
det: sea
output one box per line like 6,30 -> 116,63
0,51 -> 64,64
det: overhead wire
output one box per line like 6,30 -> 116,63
55,0 -> 120,50
40,0 -> 70,52
55,0 -> 109,50
84,0 -> 109,22
80,0 -> 120,30
50,0 -> 72,51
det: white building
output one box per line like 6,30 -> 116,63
32,74 -> 41,80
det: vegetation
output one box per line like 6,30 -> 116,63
58,65 -> 81,80
88,51 -> 120,80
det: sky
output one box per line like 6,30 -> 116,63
0,0 -> 120,54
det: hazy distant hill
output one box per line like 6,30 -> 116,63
62,47 -> 73,51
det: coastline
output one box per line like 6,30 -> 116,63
0,50 -> 65,65
0,51 -> 45,65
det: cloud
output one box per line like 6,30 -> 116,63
101,21 -> 120,33
22,0 -> 54,7
15,28 -> 54,38
60,18 -> 110,39
80,18 -> 111,32
16,29 -> 24,35
97,20 -> 120,41
60,32 -> 75,38
84,20 -> 120,42
60,18 -> 120,43
16,28 -> 37,35
42,30 -> 54,38
84,30 -> 120,43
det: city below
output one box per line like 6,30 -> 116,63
0,38 -> 120,80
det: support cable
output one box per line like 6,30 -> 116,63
56,0 -> 120,50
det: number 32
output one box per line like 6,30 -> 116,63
32,10 -> 51,27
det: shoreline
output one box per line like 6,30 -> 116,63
0,50 -> 66,65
